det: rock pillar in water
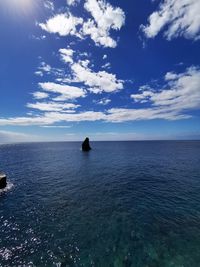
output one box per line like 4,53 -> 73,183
0,172 -> 7,189
82,137 -> 91,151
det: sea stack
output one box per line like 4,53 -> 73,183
82,137 -> 91,152
0,172 -> 7,189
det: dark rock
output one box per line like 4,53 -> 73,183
82,137 -> 91,151
0,172 -> 7,189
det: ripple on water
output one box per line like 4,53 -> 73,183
0,141 -> 200,266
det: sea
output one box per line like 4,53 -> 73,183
0,141 -> 200,267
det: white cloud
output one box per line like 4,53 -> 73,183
39,82 -> 86,100
96,98 -> 111,105
131,90 -> 154,103
32,92 -> 49,100
58,49 -> 122,93
131,66 -> 200,112
83,0 -> 125,47
165,71 -> 178,81
139,84 -> 153,92
35,62 -> 63,77
27,101 -> 79,112
103,54 -> 107,60
0,116 -> 55,126
0,111 -> 106,126
44,111 -> 106,122
102,62 -> 111,69
84,0 -> 125,31
71,60 -> 123,93
105,108 -> 190,122
142,0 -> 200,40
39,0 -> 125,48
38,62 -> 52,73
34,71 -> 43,77
66,0 -> 79,6
0,107 -> 189,127
82,20 -> 117,48
44,0 -> 54,11
39,13 -> 83,37
2,63 -> 200,126
41,125 -> 72,128
59,48 -> 74,64
31,35 -> 46,41
2,66 -> 198,126
6,65 -> 199,126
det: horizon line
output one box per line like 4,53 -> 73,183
0,139 -> 200,146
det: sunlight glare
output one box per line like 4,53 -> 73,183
1,0 -> 35,15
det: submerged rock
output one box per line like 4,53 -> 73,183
82,137 -> 91,151
0,172 -> 7,189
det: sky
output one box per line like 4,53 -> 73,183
0,0 -> 200,143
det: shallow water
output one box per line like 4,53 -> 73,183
0,141 -> 200,267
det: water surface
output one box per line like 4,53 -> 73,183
0,141 -> 200,266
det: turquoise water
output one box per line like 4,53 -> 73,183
0,141 -> 200,267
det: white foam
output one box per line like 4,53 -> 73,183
0,248 -> 12,261
0,182 -> 14,194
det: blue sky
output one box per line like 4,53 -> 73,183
0,0 -> 200,143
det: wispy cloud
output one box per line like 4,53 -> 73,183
95,98 -> 111,105
39,82 -> 86,100
27,101 -> 79,112
66,0 -> 80,6
1,66 -> 199,126
38,62 -> 51,73
32,92 -> 49,100
41,125 -> 72,128
35,61 -> 65,78
35,71 -> 43,77
102,62 -> 111,70
131,66 -> 200,112
141,0 -> 200,40
105,108 -> 190,122
44,0 -> 54,11
0,108 -> 190,126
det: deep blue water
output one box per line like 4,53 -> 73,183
0,141 -> 200,267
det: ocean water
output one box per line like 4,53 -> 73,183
0,141 -> 200,267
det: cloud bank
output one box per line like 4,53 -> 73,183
0,66 -> 199,126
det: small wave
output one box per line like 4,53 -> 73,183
0,248 -> 12,261
0,182 -> 14,194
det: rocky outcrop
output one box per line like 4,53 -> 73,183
82,137 -> 91,151
0,172 -> 7,189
